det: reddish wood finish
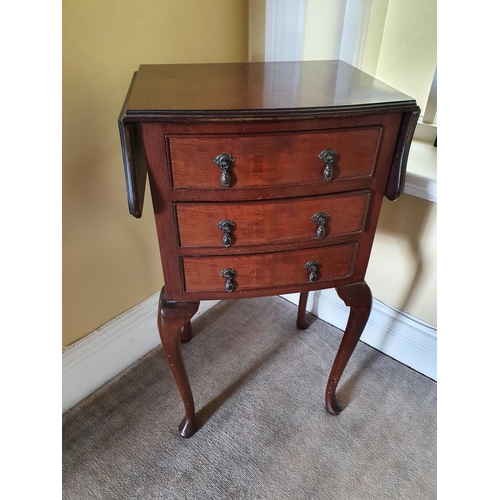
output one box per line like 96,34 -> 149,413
179,323 -> 192,344
386,109 -> 420,201
157,288 -> 200,437
118,71 -> 148,218
325,281 -> 372,414
123,61 -> 418,118
296,291 -> 310,330
118,61 -> 420,437
175,191 -> 370,249
169,127 -> 381,189
182,243 -> 357,293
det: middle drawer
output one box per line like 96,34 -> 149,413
174,190 -> 370,249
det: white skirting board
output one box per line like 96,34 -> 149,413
281,290 -> 437,381
62,290 -> 436,413
62,293 -> 219,413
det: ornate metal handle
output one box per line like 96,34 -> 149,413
319,148 -> 338,182
219,268 -> 236,292
217,219 -> 236,247
214,153 -> 235,188
304,260 -> 321,283
311,212 -> 330,239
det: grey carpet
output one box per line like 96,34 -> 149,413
62,296 -> 436,500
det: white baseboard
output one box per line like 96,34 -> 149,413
63,288 -> 436,413
62,292 -> 219,413
281,289 -> 437,380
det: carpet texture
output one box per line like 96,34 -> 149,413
62,296 -> 436,499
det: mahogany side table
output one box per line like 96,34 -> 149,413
118,60 -> 419,437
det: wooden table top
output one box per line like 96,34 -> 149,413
121,60 -> 417,119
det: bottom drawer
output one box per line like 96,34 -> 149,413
181,243 -> 357,293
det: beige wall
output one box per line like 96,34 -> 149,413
63,0 -> 249,347
371,0 -> 437,112
366,195 -> 437,325
365,0 -> 437,326
248,0 -> 266,62
302,1 -> 345,61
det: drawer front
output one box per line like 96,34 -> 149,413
175,191 -> 370,249
181,243 -> 357,293
169,127 -> 381,189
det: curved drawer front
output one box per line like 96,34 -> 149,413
169,127 -> 381,190
175,191 -> 370,249
181,243 -> 357,293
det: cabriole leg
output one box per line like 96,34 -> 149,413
296,291 -> 310,330
157,287 -> 200,437
180,322 -> 193,343
325,281 -> 372,415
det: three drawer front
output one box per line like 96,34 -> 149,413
181,243 -> 357,293
169,128 -> 381,190
175,191 -> 371,249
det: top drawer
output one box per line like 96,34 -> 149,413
168,127 -> 382,190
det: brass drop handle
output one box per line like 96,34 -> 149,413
311,211 -> 330,239
217,219 -> 236,247
319,148 -> 338,182
214,153 -> 235,188
304,260 -> 321,283
219,268 -> 236,292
